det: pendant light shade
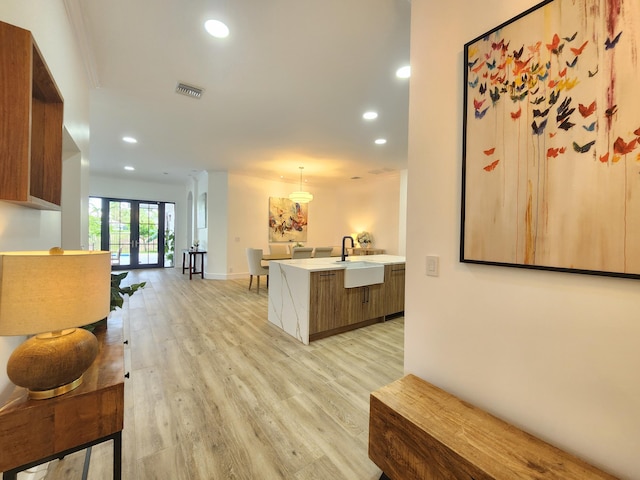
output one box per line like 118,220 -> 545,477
289,166 -> 313,203
288,191 -> 314,203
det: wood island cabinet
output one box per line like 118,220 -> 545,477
343,284 -> 385,325
0,21 -> 64,210
309,270 -> 345,334
269,257 -> 406,344
383,264 -> 405,316
308,262 -> 405,341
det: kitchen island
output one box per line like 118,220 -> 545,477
268,255 -> 405,344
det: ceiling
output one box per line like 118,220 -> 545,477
68,0 -> 411,187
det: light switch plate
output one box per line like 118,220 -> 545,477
426,255 -> 439,277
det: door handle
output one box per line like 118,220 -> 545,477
362,286 -> 369,304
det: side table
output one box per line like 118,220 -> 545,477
0,318 -> 125,479
182,249 -> 207,279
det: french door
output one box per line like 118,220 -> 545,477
89,197 -> 175,269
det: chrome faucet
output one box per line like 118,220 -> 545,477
341,235 -> 354,262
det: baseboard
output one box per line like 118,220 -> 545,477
204,272 -> 249,281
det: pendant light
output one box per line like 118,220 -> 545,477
289,166 -> 313,203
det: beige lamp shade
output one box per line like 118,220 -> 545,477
0,250 -> 111,336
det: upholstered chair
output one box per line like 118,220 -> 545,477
246,248 -> 269,293
313,247 -> 333,258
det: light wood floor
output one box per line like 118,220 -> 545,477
41,267 -> 404,479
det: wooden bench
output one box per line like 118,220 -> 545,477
369,374 -> 618,480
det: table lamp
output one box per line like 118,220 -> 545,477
0,248 -> 111,399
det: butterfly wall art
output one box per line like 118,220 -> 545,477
461,0 -> 640,278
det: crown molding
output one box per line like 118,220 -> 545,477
63,0 -> 101,89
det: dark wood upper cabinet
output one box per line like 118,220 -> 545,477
0,21 -> 63,210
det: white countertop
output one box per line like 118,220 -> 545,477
270,254 -> 405,272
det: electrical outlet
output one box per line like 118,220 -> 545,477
426,255 -> 439,277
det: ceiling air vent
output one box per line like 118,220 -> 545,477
175,82 -> 203,99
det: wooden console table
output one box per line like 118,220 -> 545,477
0,318 -> 125,479
370,374 -> 617,480
351,247 -> 385,256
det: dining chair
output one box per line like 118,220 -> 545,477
246,248 -> 269,293
291,247 -> 313,259
269,244 -> 290,256
313,247 -> 333,258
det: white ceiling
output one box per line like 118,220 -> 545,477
69,0 -> 411,187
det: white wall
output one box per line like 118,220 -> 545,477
405,0 -> 640,478
0,0 -> 91,402
61,129 -> 87,249
209,172 -> 402,279
204,171 -> 227,277
397,170 -> 407,257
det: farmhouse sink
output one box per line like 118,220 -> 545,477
341,261 -> 385,288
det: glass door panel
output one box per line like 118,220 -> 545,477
90,197 -> 173,269
137,202 -> 159,266
88,197 -> 103,251
109,200 -> 132,267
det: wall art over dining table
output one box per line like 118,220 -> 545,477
461,0 -> 640,278
268,197 -> 308,243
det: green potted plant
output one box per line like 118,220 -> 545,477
164,229 -> 175,266
110,271 -> 146,311
84,272 -> 145,332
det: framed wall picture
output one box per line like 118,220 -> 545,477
268,197 -> 308,243
461,0 -> 640,278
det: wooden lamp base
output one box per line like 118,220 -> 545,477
6,328 -> 99,399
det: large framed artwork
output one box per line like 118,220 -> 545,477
461,0 -> 640,278
268,197 -> 308,243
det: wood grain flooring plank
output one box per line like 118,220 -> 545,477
41,268 -> 402,479
137,445 -> 192,480
130,366 -> 175,460
280,393 -> 381,479
227,347 -> 303,403
224,374 -> 322,476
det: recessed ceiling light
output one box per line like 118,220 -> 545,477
396,65 -> 411,79
124,166 -> 135,171
363,111 -> 378,120
205,19 -> 229,38
375,138 -> 387,145
122,136 -> 137,144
